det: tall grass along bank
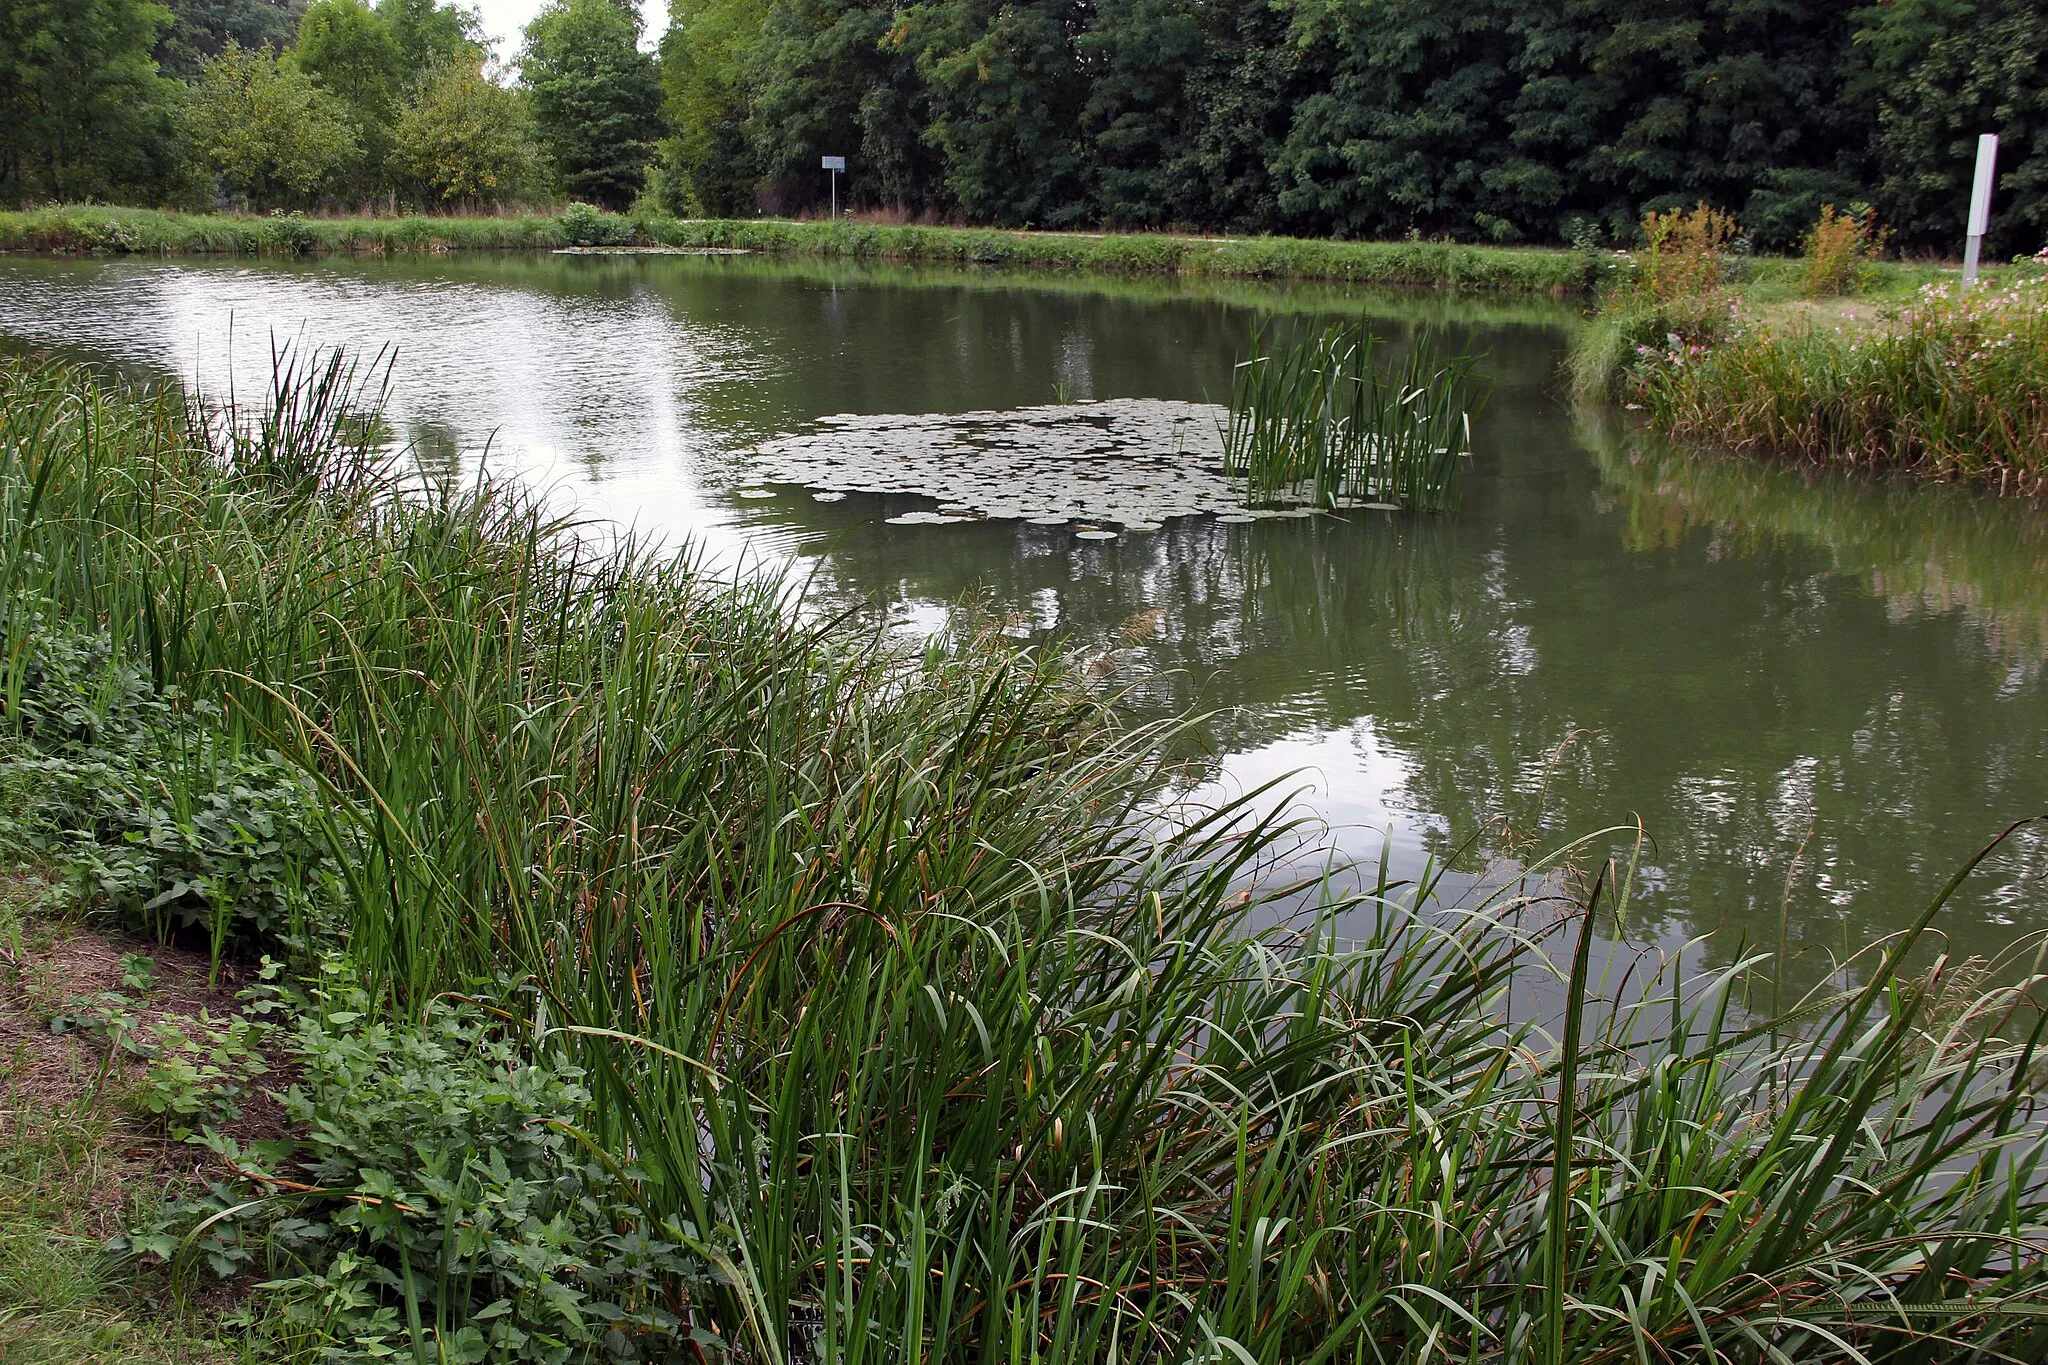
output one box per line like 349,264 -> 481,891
1630,271 -> 2048,493
3,354 -> 2048,1361
0,205 -> 1604,292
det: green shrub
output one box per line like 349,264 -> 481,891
264,211 -> 320,256
560,202 -> 633,248
123,964 -> 702,1363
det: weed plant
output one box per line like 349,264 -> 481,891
1802,205 -> 1890,298
1568,206 -> 1742,400
2,357 -> 2048,1359
1224,323 -> 1478,511
1622,205 -> 1742,306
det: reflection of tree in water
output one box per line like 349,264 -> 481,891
1584,408 -> 2048,668
9,252 -> 2040,992
1575,410 -> 2048,981
780,403 -> 2048,994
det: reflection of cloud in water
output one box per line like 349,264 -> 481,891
1191,721 -> 1440,872
4,253 -> 2045,998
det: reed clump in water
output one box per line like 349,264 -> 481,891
4,356 -> 2048,1361
1224,323 -> 1479,512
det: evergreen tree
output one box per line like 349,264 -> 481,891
523,0 -> 665,210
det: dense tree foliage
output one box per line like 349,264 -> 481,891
522,0 -> 665,210
153,0 -> 307,77
657,0 -> 2046,252
657,0 -> 767,214
1867,0 -> 2047,253
291,0 -> 403,194
155,0 -> 308,78
0,0 -> 535,211
0,0 -> 193,205
187,41 -> 360,205
394,62 -> 536,206
2,0 -> 2044,252
377,0 -> 483,72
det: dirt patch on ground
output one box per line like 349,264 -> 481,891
0,909 -> 294,1238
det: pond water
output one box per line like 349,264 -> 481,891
2,251 -> 2044,989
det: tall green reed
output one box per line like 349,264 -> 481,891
1225,324 -> 1479,512
4,355 -> 2048,1361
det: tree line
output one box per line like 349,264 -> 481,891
3,0 -> 2043,253
0,0 -> 660,213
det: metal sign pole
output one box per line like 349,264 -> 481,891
1963,133 -> 1998,288
821,156 -> 847,220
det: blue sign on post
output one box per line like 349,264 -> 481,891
822,156 -> 846,219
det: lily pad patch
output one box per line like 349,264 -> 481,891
749,400 -> 1258,529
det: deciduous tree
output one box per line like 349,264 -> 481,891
0,0 -> 193,206
292,0 -> 404,195
187,41 -> 360,205
394,62 -> 535,207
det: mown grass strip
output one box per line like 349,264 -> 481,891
0,205 -> 1605,292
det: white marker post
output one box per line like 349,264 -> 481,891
1963,133 -> 1998,288
822,156 -> 846,219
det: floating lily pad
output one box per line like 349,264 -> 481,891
812,491 -> 847,502
1074,529 -> 1120,541
747,399 -> 1299,527
885,511 -> 969,526
736,488 -> 777,499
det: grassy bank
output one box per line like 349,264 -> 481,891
1567,205 -> 2044,491
0,204 -> 1608,291
4,354 -> 2048,1361
1629,271 -> 2048,492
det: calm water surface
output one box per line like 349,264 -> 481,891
3,252 -> 2044,986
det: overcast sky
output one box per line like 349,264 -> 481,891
468,1 -> 668,60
